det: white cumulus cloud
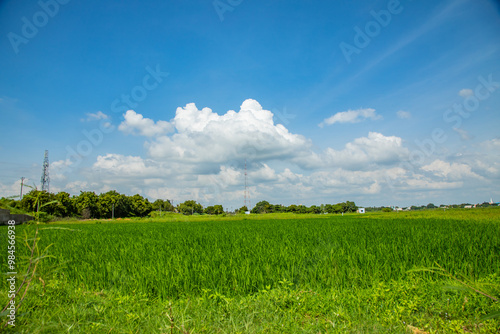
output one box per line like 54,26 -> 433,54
421,159 -> 482,180
93,153 -> 170,177
323,132 -> 409,169
146,99 -> 311,164
119,110 -> 174,137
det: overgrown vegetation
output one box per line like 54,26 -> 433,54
1,190 -> 361,221
2,190 -> 161,220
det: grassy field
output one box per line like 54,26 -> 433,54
1,208 -> 499,333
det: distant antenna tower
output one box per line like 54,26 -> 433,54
41,150 -> 50,192
244,160 -> 250,209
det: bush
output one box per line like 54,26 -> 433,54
37,212 -> 54,223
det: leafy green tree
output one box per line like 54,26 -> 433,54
251,200 -> 271,214
344,201 -> 357,213
204,206 -> 215,215
54,191 -> 76,217
297,205 -> 308,214
19,189 -> 39,212
309,205 -> 321,214
325,204 -> 342,214
129,194 -> 153,217
237,206 -> 248,214
0,198 -> 20,211
204,205 -> 223,215
152,199 -> 174,212
273,204 -> 284,213
97,191 -> 131,218
178,200 -> 203,215
213,204 -> 224,215
20,190 -> 56,214
75,191 -> 99,218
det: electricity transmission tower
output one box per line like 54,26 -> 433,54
41,150 -> 50,192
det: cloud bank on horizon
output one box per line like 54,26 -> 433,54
4,97 -> 492,209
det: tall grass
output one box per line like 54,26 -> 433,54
2,214 -> 498,300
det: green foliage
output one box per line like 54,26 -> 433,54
205,204 -> 224,215
96,190 -> 125,218
308,205 -> 321,214
178,200 -> 203,215
12,190 -> 164,220
237,205 -> 249,214
0,210 -> 499,332
9,214 -> 499,299
251,200 -> 271,213
54,191 -> 76,217
0,197 -> 30,215
320,201 -> 358,214
129,194 -> 152,217
37,211 -> 54,223
20,189 -> 56,214
2,275 -> 499,333
75,191 -> 99,218
151,198 -> 174,212
286,204 -> 298,213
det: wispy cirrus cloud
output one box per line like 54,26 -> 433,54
453,127 -> 473,140
82,111 -> 109,122
319,108 -> 382,127
458,88 -> 473,97
396,110 -> 411,119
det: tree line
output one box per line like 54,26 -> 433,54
2,190 -> 227,220
6,190 -> 159,219
244,200 -> 357,214
2,189 -> 358,221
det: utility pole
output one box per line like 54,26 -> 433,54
20,177 -> 25,200
112,203 -> 115,219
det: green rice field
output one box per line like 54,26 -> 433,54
1,209 -> 499,333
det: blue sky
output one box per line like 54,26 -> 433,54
1,0 -> 499,209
